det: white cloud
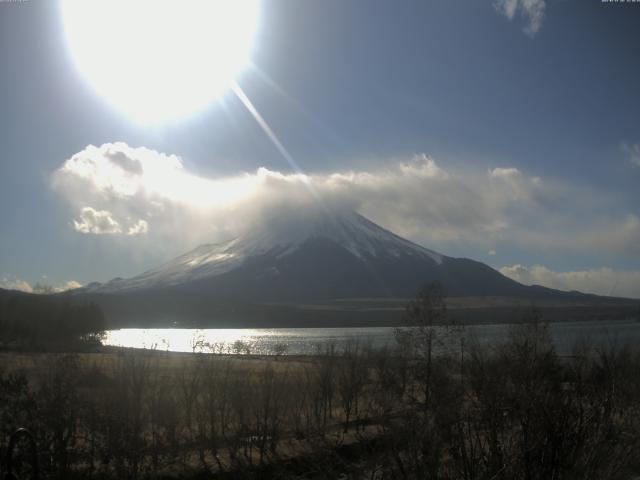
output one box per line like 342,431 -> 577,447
51,143 -> 640,263
495,0 -> 545,36
0,276 -> 34,293
499,264 -> 640,299
400,154 -> 449,179
0,277 -> 82,294
52,142 -> 259,247
622,143 -> 640,167
127,219 -> 149,236
57,280 -> 83,292
32,280 -> 83,293
71,205 -> 148,237
52,142 -> 257,207
488,249 -> 497,256
73,207 -> 123,235
489,167 -> 521,179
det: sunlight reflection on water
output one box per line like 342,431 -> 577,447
103,319 -> 640,356
104,326 -> 400,355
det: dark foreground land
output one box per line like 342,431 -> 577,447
2,286 -> 640,478
4,317 -> 640,479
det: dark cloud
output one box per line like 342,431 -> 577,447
105,149 -> 143,175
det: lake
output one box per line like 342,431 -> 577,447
103,318 -> 640,355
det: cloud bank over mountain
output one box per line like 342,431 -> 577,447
52,143 -> 639,254
50,142 -> 640,296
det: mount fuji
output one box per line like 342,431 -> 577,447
84,210 -> 532,299
76,210 -> 632,327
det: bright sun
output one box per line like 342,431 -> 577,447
61,0 -> 260,124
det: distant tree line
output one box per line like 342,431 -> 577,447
0,292 -> 106,348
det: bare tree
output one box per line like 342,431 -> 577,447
337,339 -> 367,433
395,283 -> 451,411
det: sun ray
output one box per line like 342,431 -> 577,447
231,83 -> 323,204
248,64 -> 345,149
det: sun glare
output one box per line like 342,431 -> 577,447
61,0 -> 260,124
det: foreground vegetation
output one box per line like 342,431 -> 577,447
2,287 -> 640,479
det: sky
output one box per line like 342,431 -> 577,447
1,0 -> 639,298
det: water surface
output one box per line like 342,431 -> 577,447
104,319 -> 640,355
